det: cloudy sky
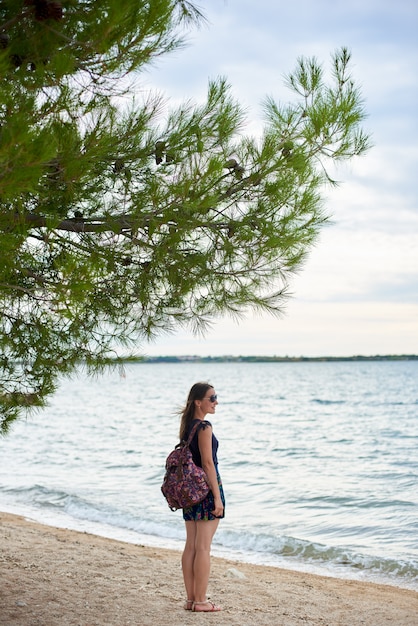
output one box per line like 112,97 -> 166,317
141,0 -> 417,357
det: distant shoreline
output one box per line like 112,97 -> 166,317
126,354 -> 418,363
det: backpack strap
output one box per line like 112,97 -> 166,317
185,420 -> 202,446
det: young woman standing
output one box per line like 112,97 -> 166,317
179,382 -> 225,612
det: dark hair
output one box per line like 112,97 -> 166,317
179,382 -> 214,441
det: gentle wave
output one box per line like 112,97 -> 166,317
2,483 -> 418,591
311,399 -> 346,405
220,527 -> 418,585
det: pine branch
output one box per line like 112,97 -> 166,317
9,212 -> 138,234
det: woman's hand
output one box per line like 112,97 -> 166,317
212,497 -> 224,518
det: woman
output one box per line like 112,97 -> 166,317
179,382 -> 225,612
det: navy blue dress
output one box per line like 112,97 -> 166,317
183,419 -> 225,521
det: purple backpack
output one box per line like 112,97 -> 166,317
161,422 -> 210,511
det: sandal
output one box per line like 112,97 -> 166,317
193,600 -> 222,612
184,600 -> 194,610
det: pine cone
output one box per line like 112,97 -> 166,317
0,33 -> 10,50
34,0 -> 63,22
10,54 -> 24,68
113,159 -> 125,173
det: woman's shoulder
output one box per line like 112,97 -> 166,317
191,419 -> 212,431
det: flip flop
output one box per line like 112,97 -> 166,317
193,600 -> 222,612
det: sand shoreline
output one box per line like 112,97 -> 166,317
1,511 -> 417,626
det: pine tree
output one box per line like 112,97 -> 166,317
0,1 -> 370,432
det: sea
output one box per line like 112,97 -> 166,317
1,360 -> 417,591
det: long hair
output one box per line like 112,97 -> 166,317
179,382 -> 214,441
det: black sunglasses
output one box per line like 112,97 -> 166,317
205,394 -> 217,402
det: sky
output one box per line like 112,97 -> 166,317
140,0 -> 418,357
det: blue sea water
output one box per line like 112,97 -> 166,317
1,360 -> 417,591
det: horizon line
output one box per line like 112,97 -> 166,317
124,354 -> 418,362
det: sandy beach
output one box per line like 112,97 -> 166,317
1,512 -> 417,626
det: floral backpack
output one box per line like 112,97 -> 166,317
161,421 -> 210,511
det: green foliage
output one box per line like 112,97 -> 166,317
0,1 -> 370,433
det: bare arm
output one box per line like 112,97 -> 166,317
198,425 -> 224,517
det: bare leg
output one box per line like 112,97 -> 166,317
182,519 -> 220,605
193,519 -> 219,602
182,521 -> 197,603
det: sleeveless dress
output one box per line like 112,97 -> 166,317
182,419 -> 226,521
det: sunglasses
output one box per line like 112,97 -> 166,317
205,394 -> 217,402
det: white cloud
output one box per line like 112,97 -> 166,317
143,299 -> 418,358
